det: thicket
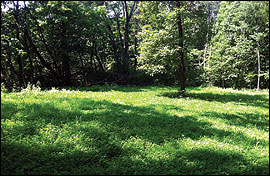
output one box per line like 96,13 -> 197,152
1,1 -> 269,91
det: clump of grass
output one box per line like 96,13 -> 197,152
1,85 -> 269,175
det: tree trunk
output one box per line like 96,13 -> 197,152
17,55 -> 26,87
23,30 -> 35,84
36,25 -> 61,74
60,24 -> 72,86
256,41 -> 260,90
24,28 -> 61,81
134,17 -> 138,69
4,40 -> 19,77
105,1 -> 135,80
13,1 -> 26,88
94,41 -> 106,73
122,1 -> 136,78
62,54 -> 71,86
106,23 -> 121,72
1,63 -> 7,89
23,1 -> 61,79
116,16 -> 124,61
176,1 -> 186,92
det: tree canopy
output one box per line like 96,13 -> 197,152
1,1 -> 269,91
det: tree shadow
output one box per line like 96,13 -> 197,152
1,100 -> 20,120
159,147 -> 268,175
2,133 -> 268,175
1,97 -> 269,175
2,97 -> 267,145
159,91 -> 269,109
203,111 -> 269,131
6,97 -> 268,144
73,98 -> 220,143
1,139 -> 123,175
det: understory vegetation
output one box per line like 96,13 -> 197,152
1,85 -> 269,175
1,1 -> 269,175
1,1 -> 269,90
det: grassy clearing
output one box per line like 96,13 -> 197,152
1,85 -> 269,175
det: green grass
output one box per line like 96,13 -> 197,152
1,85 -> 269,175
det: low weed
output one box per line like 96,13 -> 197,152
1,86 -> 269,175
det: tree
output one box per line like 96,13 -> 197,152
1,1 -> 268,90
176,1 -> 185,92
103,1 -> 136,83
206,1 -> 269,89
136,1 -> 211,87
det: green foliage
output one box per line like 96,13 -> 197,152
136,1 -> 213,86
1,86 -> 269,174
206,1 -> 269,89
1,1 -> 269,90
1,1 -> 114,87
1,83 -> 8,93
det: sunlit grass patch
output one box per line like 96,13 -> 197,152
1,85 -> 269,175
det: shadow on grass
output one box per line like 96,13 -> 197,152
1,97 -> 269,175
1,140 -> 122,175
159,90 -> 269,109
3,138 -> 266,175
203,112 -> 269,131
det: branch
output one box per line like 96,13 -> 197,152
128,1 -> 136,21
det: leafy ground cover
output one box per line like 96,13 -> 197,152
1,85 -> 269,175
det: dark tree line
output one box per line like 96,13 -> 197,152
1,1 -> 269,91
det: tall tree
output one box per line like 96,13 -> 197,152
136,1 -> 211,86
206,1 -> 269,89
103,1 -> 136,83
176,1 -> 185,92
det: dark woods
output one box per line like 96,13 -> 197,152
1,1 -> 269,90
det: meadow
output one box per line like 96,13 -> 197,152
1,85 -> 269,175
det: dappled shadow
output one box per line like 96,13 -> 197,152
1,140 -> 123,175
203,112 -> 269,131
2,97 -> 267,146
71,98 -> 232,144
1,96 -> 269,174
2,98 -> 210,143
1,100 -> 20,120
162,148 -> 268,175
98,146 -> 258,175
2,131 -> 268,175
159,91 -> 269,109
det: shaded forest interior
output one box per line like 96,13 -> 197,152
1,1 -> 269,90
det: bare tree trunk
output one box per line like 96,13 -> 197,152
104,1 -> 135,81
116,17 -> 124,58
203,32 -> 208,71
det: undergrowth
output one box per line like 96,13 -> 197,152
1,85 -> 269,175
